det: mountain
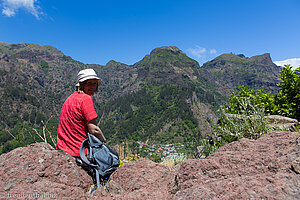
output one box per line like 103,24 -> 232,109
200,53 -> 281,96
0,42 -> 84,122
0,42 -> 281,155
0,42 -> 85,152
96,47 -> 224,152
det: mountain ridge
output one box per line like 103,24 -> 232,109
0,42 -> 282,155
200,52 -> 281,96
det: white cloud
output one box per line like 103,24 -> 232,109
274,58 -> 300,70
186,45 -> 207,59
210,49 -> 217,54
1,0 -> 41,19
185,45 -> 218,66
2,6 -> 15,16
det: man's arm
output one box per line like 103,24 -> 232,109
87,118 -> 106,143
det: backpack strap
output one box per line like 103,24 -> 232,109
89,170 -> 104,195
79,138 -> 97,167
88,133 -> 104,147
96,170 -> 101,188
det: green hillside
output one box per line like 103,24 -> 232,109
200,53 -> 281,96
0,43 -> 281,156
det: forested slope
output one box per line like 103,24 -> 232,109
0,43 -> 281,155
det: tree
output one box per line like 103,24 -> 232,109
224,65 -> 300,120
274,65 -> 300,120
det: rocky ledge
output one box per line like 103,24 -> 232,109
0,131 -> 299,199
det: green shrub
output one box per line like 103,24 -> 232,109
224,65 -> 299,120
197,138 -> 219,158
274,65 -> 300,120
225,85 -> 275,115
217,98 -> 270,141
202,95 -> 289,158
161,153 -> 187,170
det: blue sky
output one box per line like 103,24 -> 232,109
0,0 -> 300,68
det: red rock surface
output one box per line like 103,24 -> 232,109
171,131 -> 300,199
90,159 -> 175,200
0,143 -> 93,199
1,131 -> 299,199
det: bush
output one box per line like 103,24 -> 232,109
274,65 -> 300,120
120,154 -> 141,167
197,138 -> 219,158
224,65 -> 299,120
202,92 -> 290,158
200,65 -> 300,158
225,85 -> 275,115
216,98 -> 270,143
161,153 -> 187,170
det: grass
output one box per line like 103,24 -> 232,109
200,97 -> 289,158
161,153 -> 187,170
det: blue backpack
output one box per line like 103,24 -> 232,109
79,133 -> 120,190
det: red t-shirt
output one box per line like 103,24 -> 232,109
56,91 -> 98,156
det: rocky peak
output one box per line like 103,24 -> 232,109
237,54 -> 246,58
204,52 -> 274,67
0,42 -> 65,59
200,52 -> 281,96
106,60 -> 118,66
105,60 -> 128,68
249,53 -> 274,65
0,42 -> 29,50
133,46 -> 200,87
150,46 -> 183,55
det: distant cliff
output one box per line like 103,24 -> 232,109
200,53 -> 281,96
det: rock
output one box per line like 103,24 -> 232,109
37,171 -> 45,177
0,53 -> 9,62
172,131 -> 300,200
1,132 -> 299,199
266,115 -> 299,131
265,115 -> 298,124
4,181 -> 16,191
0,142 -> 93,199
105,180 -> 121,195
54,169 -> 61,176
150,46 -> 183,55
26,177 -> 38,184
89,159 -> 175,199
225,114 -> 299,131
291,158 -> 300,174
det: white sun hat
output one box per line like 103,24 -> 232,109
77,69 -> 101,84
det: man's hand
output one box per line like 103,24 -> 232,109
87,118 -> 106,143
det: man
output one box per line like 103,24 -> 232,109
56,69 -> 106,157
